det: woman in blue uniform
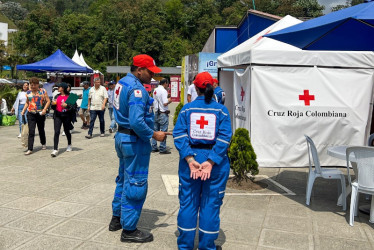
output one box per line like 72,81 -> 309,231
173,72 -> 232,250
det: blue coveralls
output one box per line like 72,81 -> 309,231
112,73 -> 154,230
213,86 -> 225,105
173,96 -> 232,250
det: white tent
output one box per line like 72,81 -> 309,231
217,15 -> 374,167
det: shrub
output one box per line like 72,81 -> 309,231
228,128 -> 259,184
173,102 -> 183,126
0,84 -> 18,107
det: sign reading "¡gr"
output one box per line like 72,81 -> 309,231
190,113 -> 217,141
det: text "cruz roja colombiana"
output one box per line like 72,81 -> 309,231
267,110 -> 347,118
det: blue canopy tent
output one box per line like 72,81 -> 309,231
264,0 -> 374,51
17,49 -> 93,73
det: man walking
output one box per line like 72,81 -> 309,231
79,81 -> 90,129
213,78 -> 225,104
107,81 -> 117,133
151,78 -> 172,154
109,54 -> 171,243
86,77 -> 108,138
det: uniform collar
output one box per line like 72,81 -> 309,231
196,96 -> 204,100
127,72 -> 142,85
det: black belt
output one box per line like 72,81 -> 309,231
190,144 -> 215,149
118,126 -> 138,136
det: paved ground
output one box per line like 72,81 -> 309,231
0,104 -> 374,249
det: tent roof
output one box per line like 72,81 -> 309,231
17,49 -> 93,73
217,15 -> 374,69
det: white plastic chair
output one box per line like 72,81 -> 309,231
305,135 -> 346,210
346,146 -> 374,226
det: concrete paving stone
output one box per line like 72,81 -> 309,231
2,196 -> 54,211
219,242 -> 257,250
1,182 -> 47,195
315,235 -> 373,250
137,211 -> 171,230
76,241 -> 127,250
54,178 -> 93,189
224,196 -> 271,210
314,220 -> 367,241
220,207 -> 266,227
0,207 -> 28,226
0,193 -> 21,205
4,212 -> 65,233
219,222 -> 262,245
36,201 -> 89,217
147,189 -> 179,202
0,228 -> 36,250
0,181 -> 15,190
96,196 -> 113,207
137,230 -> 178,250
46,218 -> 106,240
311,210 -> 350,224
0,166 -> 33,174
258,229 -> 312,250
270,194 -> 306,205
61,189 -> 110,205
263,215 -> 312,234
142,198 -> 179,215
156,215 -> 178,234
74,206 -> 112,223
81,182 -> 115,194
14,234 -> 82,250
33,187 -> 79,200
90,227 -> 140,248
267,203 -> 310,218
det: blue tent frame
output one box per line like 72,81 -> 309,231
17,49 -> 93,73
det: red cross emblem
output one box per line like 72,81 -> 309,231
240,87 -> 245,102
115,86 -> 121,97
154,91 -> 157,95
196,116 -> 209,129
299,90 -> 315,106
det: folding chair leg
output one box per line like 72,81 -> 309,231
306,172 -> 315,206
350,186 -> 358,226
370,195 -> 374,223
355,193 -> 359,217
340,175 -> 346,211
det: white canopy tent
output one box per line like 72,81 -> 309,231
217,15 -> 374,167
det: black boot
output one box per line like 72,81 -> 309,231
120,229 -> 153,243
216,246 -> 222,250
108,216 -> 122,231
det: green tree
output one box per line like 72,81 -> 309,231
0,1 -> 28,23
293,0 -> 324,17
228,128 -> 259,184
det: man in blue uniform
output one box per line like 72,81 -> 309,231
213,78 -> 225,105
109,54 -> 171,243
173,72 -> 232,250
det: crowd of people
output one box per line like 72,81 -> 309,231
8,54 -> 230,249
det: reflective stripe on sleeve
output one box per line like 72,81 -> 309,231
178,226 -> 196,232
217,138 -> 230,144
174,134 -> 188,140
199,228 -> 219,234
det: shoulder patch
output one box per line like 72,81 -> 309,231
134,89 -> 142,98
113,84 -> 122,110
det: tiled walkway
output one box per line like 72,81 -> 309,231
0,106 -> 373,249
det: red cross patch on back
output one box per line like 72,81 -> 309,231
190,113 -> 216,140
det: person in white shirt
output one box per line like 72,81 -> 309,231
187,83 -> 198,103
11,82 -> 29,137
1,98 -> 8,115
151,79 -> 172,154
86,77 -> 108,138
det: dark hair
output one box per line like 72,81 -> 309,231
61,82 -> 70,94
130,65 -> 138,72
30,77 -> 39,85
197,84 -> 214,104
160,78 -> 168,85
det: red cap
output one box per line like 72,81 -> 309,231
133,54 -> 162,73
193,72 -> 213,89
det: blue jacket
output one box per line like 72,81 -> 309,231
113,73 -> 154,142
214,86 -> 225,105
173,96 -> 232,165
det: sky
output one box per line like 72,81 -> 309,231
318,0 -> 347,13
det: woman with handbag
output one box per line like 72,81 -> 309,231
21,77 -> 50,156
50,82 -> 74,157
11,82 -> 29,138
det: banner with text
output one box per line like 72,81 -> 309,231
250,66 -> 374,167
233,68 -> 251,132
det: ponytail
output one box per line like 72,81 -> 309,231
197,84 -> 214,104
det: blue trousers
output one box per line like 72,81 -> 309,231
177,148 -> 230,250
151,112 -> 169,152
88,110 -> 105,135
18,104 -> 27,133
112,133 -> 152,230
108,107 -> 117,130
